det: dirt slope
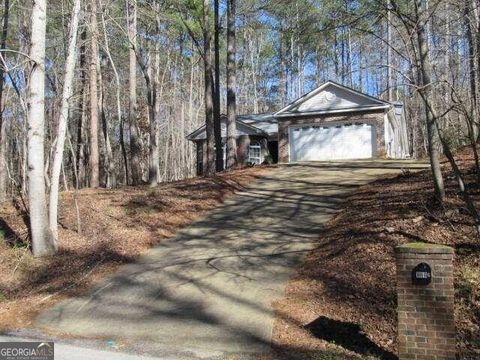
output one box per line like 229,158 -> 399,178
273,152 -> 480,360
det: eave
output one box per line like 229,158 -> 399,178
274,104 -> 391,119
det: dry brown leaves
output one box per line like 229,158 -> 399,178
272,150 -> 480,360
0,166 -> 270,332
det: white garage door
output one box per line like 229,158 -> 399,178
289,123 -> 374,161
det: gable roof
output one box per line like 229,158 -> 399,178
186,116 -> 268,141
237,113 -> 277,136
274,80 -> 391,118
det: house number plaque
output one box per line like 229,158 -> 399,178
411,262 -> 432,285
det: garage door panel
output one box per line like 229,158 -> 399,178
289,123 -> 374,161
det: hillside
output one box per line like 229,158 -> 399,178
272,150 -> 480,359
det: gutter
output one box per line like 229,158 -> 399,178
274,105 -> 391,118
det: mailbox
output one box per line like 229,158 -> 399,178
412,262 -> 432,285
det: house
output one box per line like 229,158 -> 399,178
187,81 -> 410,175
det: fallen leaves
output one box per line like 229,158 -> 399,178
272,149 -> 480,359
0,166 -> 271,332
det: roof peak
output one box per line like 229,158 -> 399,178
274,80 -> 391,117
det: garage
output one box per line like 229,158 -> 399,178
289,122 -> 374,162
274,81 -> 411,162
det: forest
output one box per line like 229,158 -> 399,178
0,0 -> 479,257
0,0 -> 479,358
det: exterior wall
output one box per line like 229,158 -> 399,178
237,135 -> 269,164
196,140 -> 205,175
278,110 -> 386,163
195,135 -> 269,175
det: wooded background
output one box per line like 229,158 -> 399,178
1,0 -> 480,255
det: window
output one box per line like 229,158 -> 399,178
248,143 -> 262,164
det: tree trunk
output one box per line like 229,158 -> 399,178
0,0 -> 9,202
279,33 -> 287,108
28,0 -> 55,257
99,74 -> 115,188
147,43 -> 160,186
315,45 -> 322,87
465,2 -> 478,133
203,0 -> 215,176
153,32 -> 161,182
415,0 -> 445,203
213,0 -> 223,171
127,0 -> 141,185
49,0 -> 81,244
77,28 -> 87,188
387,0 -> 395,102
436,122 -> 480,232
94,12 -> 114,188
100,2 -> 125,185
226,0 -> 237,169
89,0 -> 100,188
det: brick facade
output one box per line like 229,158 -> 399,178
196,135 -> 270,175
395,243 -> 455,360
277,110 -> 386,163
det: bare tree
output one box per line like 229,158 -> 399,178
49,0 -> 82,243
89,0 -> 100,188
28,0 -> 55,256
76,28 -> 87,188
213,0 -> 223,171
203,0 -> 215,176
100,1 -> 126,185
413,0 -> 445,202
135,9 -> 160,187
127,0 -> 141,185
0,0 -> 9,201
386,0 -> 394,102
226,0 -> 237,169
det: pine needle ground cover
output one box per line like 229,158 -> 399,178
272,150 -> 480,360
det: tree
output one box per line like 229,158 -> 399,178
27,0 -> 55,257
135,2 -> 161,187
412,0 -> 445,202
386,0 -> 394,102
226,0 -> 237,169
76,28 -> 87,188
100,0 -> 128,185
213,0 -> 223,171
127,0 -> 142,185
0,0 -> 10,202
49,0 -> 82,243
203,0 -> 216,176
89,0 -> 100,188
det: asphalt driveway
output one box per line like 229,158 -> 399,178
36,160 -> 427,359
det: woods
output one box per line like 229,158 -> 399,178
0,0 -> 479,256
1,1 -> 480,358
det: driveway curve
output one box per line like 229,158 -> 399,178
37,161 -> 427,359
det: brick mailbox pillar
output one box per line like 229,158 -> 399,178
395,243 -> 455,360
